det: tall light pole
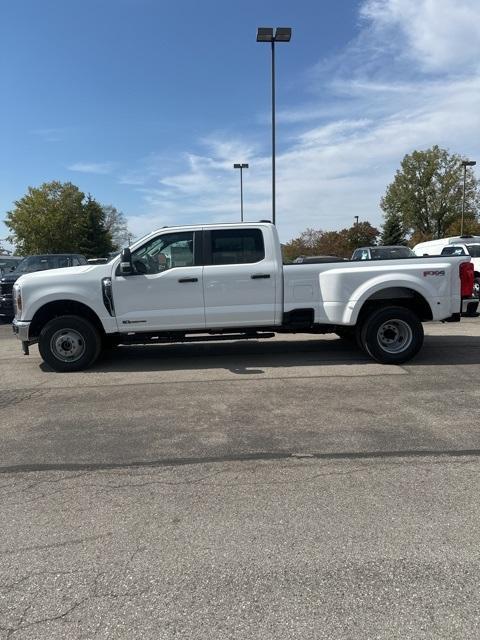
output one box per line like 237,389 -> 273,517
233,163 -> 249,222
256,26 -> 292,226
461,159 -> 476,236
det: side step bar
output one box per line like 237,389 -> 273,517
118,332 -> 276,345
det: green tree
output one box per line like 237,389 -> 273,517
5,181 -> 117,257
380,212 -> 407,245
346,221 -> 379,250
381,146 -> 480,240
78,196 -> 115,258
5,181 -> 86,255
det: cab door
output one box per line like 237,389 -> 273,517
202,227 -> 277,327
113,230 -> 205,331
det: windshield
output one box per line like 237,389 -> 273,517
0,258 -> 21,273
13,255 -> 73,274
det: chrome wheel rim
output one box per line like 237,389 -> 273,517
474,281 -> 480,297
377,319 -> 413,354
50,329 -> 86,362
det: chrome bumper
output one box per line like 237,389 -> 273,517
12,319 -> 31,342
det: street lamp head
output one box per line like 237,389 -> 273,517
462,160 -> 476,167
234,163 -> 249,169
274,27 -> 292,42
256,27 -> 274,42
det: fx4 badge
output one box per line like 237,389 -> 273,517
423,270 -> 445,277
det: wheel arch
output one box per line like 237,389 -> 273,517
353,287 -> 433,325
29,300 -> 105,339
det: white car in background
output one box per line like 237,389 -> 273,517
413,236 -> 480,297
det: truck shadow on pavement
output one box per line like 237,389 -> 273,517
71,334 -> 480,373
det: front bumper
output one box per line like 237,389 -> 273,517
12,319 -> 31,342
462,297 -> 479,317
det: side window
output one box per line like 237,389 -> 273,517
360,250 -> 369,260
71,257 -> 81,266
131,232 -> 194,275
210,229 -> 265,265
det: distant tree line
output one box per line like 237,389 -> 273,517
282,222 -> 379,262
4,181 -> 131,257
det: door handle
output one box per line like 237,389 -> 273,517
178,277 -> 198,283
251,274 -> 271,279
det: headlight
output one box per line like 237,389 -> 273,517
13,286 -> 22,317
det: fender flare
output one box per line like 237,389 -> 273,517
345,276 -> 435,325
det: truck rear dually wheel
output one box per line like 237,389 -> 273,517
38,315 -> 102,372
359,306 -> 424,364
474,277 -> 480,298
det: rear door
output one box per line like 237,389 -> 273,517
203,227 -> 277,327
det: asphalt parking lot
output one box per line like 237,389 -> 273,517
1,320 -> 480,638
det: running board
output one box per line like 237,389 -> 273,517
118,332 -> 276,345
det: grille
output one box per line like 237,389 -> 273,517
0,282 -> 13,297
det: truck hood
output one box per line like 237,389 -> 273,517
15,264 -> 109,287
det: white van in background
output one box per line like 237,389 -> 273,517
413,236 -> 480,296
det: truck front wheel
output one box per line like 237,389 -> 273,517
359,306 -> 424,364
38,315 -> 102,372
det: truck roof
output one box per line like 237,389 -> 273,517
130,221 -> 275,249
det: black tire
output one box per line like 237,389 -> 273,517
359,306 -> 424,364
38,315 -> 102,372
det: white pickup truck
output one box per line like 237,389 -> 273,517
12,222 -> 477,371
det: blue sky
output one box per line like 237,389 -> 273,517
1,0 -> 480,248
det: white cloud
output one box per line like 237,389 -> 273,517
124,0 -> 480,243
360,0 -> 480,73
68,162 -> 116,175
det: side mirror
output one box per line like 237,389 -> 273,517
119,247 -> 133,275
